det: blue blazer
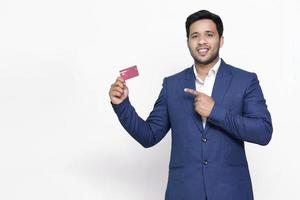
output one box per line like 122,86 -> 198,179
112,59 -> 272,200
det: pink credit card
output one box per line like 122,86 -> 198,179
119,65 -> 139,80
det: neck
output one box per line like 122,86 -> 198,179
195,57 -> 220,77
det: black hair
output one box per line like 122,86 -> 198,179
185,10 -> 223,38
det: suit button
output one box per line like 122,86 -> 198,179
202,138 -> 207,143
203,160 -> 208,165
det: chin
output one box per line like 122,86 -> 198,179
196,57 -> 212,65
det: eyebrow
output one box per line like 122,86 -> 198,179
190,30 -> 215,36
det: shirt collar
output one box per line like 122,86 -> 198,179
193,58 -> 221,81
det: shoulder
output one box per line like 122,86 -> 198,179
163,66 -> 193,82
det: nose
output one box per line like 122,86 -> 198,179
197,35 -> 207,45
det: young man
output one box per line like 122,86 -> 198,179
109,10 -> 272,200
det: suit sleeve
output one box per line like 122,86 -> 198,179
111,78 -> 170,148
208,73 -> 273,145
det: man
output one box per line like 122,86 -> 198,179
109,10 -> 272,200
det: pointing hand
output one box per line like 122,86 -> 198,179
184,88 -> 215,117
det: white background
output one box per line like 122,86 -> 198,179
0,0 -> 299,199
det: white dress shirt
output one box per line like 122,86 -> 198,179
193,58 -> 221,128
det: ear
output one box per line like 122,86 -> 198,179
220,36 -> 224,48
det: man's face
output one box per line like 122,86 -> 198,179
187,19 -> 224,66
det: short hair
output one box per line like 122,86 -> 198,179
185,10 -> 223,38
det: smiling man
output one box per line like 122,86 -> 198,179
109,10 -> 272,200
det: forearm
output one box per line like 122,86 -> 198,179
112,98 -> 154,147
112,96 -> 170,148
208,103 -> 273,145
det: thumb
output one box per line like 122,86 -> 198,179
184,88 -> 198,96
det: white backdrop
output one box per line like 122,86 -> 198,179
0,0 -> 299,199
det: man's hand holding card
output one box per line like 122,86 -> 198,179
109,65 -> 139,105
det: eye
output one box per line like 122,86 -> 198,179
191,35 -> 198,39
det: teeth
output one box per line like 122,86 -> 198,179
198,49 -> 208,52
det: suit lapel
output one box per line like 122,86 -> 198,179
181,66 -> 204,132
204,59 -> 232,133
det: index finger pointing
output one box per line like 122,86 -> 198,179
184,88 -> 199,96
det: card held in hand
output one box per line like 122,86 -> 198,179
119,65 -> 139,80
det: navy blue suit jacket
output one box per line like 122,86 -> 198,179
112,59 -> 272,200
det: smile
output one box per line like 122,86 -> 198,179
197,47 -> 209,55
198,48 -> 209,53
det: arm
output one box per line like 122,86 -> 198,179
208,74 -> 273,145
111,79 -> 170,148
